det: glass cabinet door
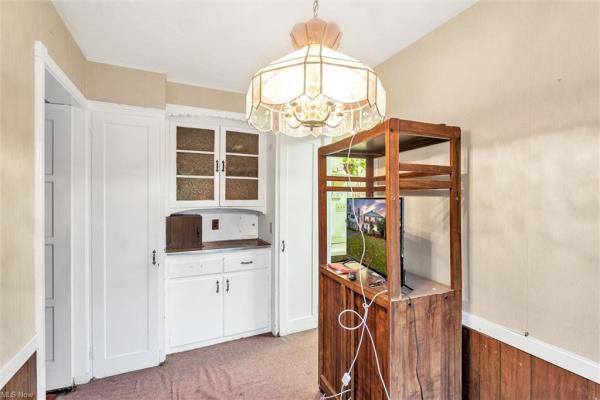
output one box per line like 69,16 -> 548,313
220,128 -> 261,205
174,124 -> 219,205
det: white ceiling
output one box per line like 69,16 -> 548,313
53,0 -> 475,93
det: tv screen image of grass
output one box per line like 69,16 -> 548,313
346,198 -> 388,277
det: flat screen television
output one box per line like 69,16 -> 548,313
346,197 -> 405,286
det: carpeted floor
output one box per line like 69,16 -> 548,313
63,329 -> 321,400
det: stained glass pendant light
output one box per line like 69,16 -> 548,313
246,0 -> 386,137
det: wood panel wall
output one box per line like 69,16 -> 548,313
463,328 -> 599,400
0,352 -> 36,399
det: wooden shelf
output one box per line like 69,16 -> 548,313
317,118 -> 463,400
318,118 -> 459,158
319,265 -> 389,308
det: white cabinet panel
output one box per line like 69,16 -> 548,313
168,257 -> 223,279
168,276 -> 223,347
223,251 -> 269,273
224,269 -> 270,336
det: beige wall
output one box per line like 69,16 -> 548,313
84,64 -> 246,112
86,61 -> 166,109
376,1 -> 599,361
0,0 -> 86,367
166,81 -> 245,113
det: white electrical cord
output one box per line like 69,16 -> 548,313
320,134 -> 391,400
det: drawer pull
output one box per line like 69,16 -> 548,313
240,260 -> 254,265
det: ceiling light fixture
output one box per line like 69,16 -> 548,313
246,0 -> 386,137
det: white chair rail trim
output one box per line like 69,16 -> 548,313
463,311 -> 600,384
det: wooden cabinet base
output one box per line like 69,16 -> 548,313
318,267 -> 461,400
1,352 -> 36,399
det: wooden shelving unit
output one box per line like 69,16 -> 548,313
317,118 -> 462,399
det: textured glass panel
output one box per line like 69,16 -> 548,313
177,178 -> 214,201
261,64 -> 304,104
225,179 -> 258,200
177,152 -> 214,176
176,127 -> 215,151
226,131 -> 259,155
226,155 -> 258,177
305,63 -> 321,98
322,64 -> 367,103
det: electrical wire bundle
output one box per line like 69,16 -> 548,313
320,134 -> 390,400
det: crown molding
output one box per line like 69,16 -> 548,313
166,104 -> 246,122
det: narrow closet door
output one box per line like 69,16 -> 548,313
277,134 -> 320,335
44,103 -> 72,390
91,110 -> 161,378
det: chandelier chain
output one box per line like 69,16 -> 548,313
313,0 -> 319,18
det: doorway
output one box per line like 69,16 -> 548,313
35,42 -> 89,397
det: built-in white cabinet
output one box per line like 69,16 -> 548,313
168,276 -> 224,346
166,248 -> 271,353
169,118 -> 266,212
223,269 -> 270,336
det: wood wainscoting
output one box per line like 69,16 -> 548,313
1,352 -> 36,399
463,328 -> 599,400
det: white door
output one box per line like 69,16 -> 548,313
170,121 -> 220,208
224,269 -> 270,336
277,135 -> 320,335
45,104 -> 72,390
219,126 -> 265,208
91,110 -> 161,378
167,276 -> 223,348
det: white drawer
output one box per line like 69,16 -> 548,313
224,251 -> 270,273
168,257 -> 223,278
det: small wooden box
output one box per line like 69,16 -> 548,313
166,214 -> 203,251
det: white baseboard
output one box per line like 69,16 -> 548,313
0,335 -> 38,389
463,312 -> 600,384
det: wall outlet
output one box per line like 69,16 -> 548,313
212,219 -> 219,230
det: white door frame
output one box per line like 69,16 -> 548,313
34,41 -> 88,398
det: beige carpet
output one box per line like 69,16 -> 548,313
66,330 -> 321,400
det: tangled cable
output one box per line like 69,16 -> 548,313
320,133 -> 391,400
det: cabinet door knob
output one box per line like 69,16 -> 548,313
152,250 -> 157,266
281,240 -> 286,253
216,280 -> 220,293
215,160 -> 219,172
221,160 -> 225,172
226,279 -> 230,292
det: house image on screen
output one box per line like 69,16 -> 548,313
363,210 -> 385,236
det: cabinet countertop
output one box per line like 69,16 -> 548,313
165,238 -> 271,255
